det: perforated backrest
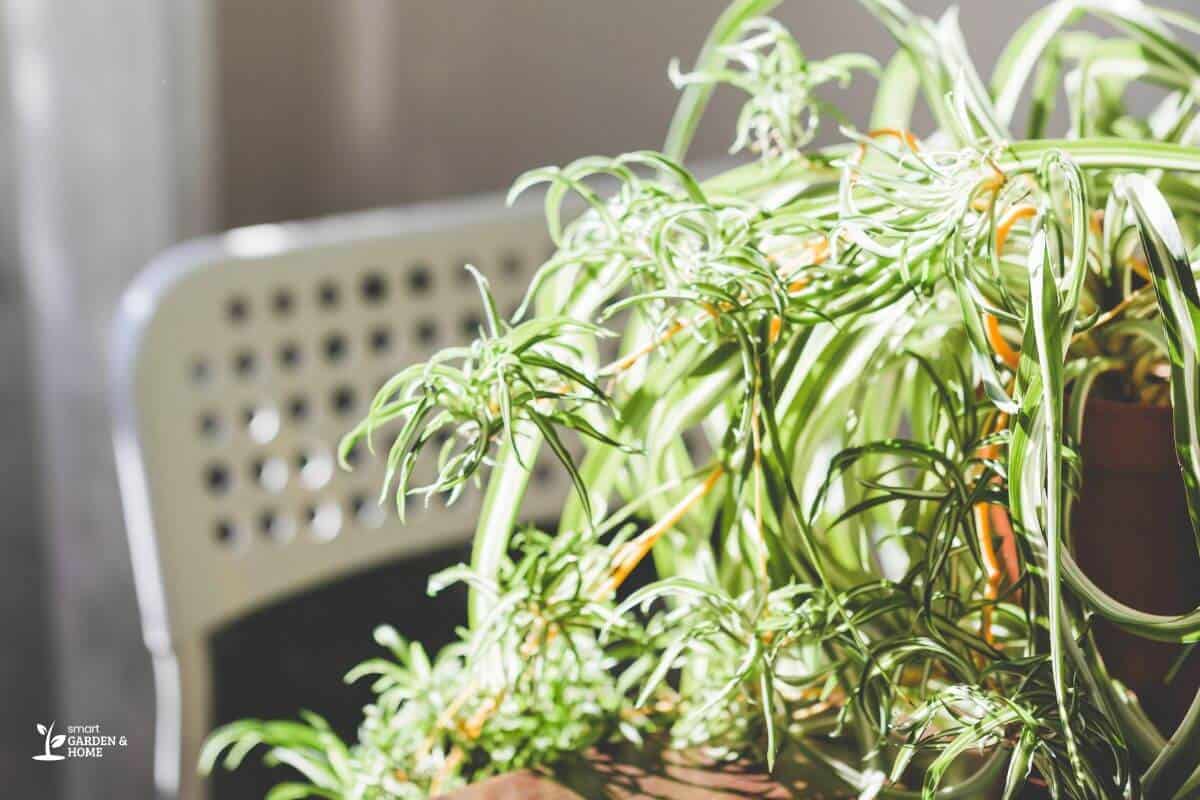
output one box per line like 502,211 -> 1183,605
111,196 -> 564,654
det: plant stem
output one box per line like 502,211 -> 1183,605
598,466 -> 725,597
468,433 -> 537,628
1003,139 -> 1200,174
1144,689 -> 1200,798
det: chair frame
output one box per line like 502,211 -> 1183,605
110,195 -> 564,799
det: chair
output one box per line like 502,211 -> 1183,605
110,195 -> 567,799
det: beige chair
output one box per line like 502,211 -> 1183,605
110,196 -> 568,799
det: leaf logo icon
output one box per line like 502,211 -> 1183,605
32,721 -> 66,761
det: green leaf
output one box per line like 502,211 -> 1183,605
1001,729 -> 1036,800
870,50 -> 919,131
1118,174 -> 1200,553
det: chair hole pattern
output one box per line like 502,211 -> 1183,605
185,244 -> 568,557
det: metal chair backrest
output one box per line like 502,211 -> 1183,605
110,196 -> 563,799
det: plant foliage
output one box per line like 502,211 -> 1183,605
203,1 -> 1200,797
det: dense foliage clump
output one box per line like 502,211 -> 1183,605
203,1 -> 1200,797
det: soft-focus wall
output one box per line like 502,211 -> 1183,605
3,1 -> 213,798
0,17 -> 56,799
216,0 -> 1066,228
217,0 -> 1191,227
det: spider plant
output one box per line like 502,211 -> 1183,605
201,1 -> 1200,797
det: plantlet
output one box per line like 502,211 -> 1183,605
202,1 -> 1200,797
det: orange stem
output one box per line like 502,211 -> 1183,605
1129,255 -> 1151,282
768,315 -> 783,344
975,408 -> 1011,645
995,203 -> 1038,254
974,503 -> 1004,645
982,203 -> 1038,371
849,129 -> 921,188
603,320 -> 688,375
428,746 -> 464,795
852,128 -> 921,163
985,314 -> 1020,371
598,466 -> 725,597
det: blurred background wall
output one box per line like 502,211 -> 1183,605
0,1 -> 1186,797
0,16 -> 57,798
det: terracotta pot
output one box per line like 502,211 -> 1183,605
440,745 -> 996,799
438,745 -> 810,799
1070,397 -> 1200,733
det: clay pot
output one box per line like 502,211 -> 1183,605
1070,397 -> 1200,733
440,745 -> 994,799
439,745 -> 812,799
